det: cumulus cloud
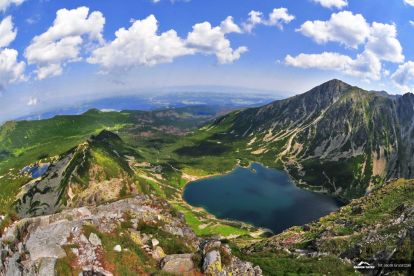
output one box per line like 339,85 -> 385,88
290,11 -> 404,82
25,6 -> 105,79
297,11 -> 404,63
88,14 -> 246,70
366,22 -> 404,63
297,11 -> 370,48
0,16 -> 25,86
0,16 -> 16,48
312,0 -> 348,9
243,8 -> 294,33
0,0 -> 24,12
220,16 -> 242,34
187,21 -> 248,64
391,61 -> 414,90
404,0 -> 414,7
88,15 -> 191,68
0,48 -> 25,85
285,51 -> 381,80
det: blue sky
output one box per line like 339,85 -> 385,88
1,0 -> 414,121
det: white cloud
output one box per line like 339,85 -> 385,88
312,0 -> 348,9
285,52 -> 352,70
88,15 -> 192,69
267,8 -> 295,29
291,11 -> 405,82
0,16 -> 16,48
366,22 -> 404,63
25,6 -> 105,80
220,16 -> 242,34
0,0 -> 24,12
404,0 -> 414,7
243,11 -> 263,33
285,51 -> 382,80
243,8 -> 294,33
0,16 -> 25,86
0,48 -> 25,85
27,97 -> 38,106
410,20 -> 414,26
391,61 -> 414,90
187,21 -> 248,64
88,14 -> 247,70
297,11 -> 370,48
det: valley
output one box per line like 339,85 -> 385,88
0,80 -> 413,275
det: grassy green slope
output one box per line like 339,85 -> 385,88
236,178 -> 414,275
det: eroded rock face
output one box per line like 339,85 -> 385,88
203,250 -> 222,275
160,254 -> 195,275
25,220 -> 73,261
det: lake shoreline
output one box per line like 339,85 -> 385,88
182,163 -> 344,234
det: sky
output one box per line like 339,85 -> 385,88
1,0 -> 414,121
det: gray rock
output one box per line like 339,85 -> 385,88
113,245 -> 121,252
25,220 -> 72,261
80,234 -> 90,244
88,233 -> 102,247
161,254 -> 194,275
5,253 -> 22,276
202,240 -> 221,254
203,250 -> 222,274
38,257 -> 57,276
151,238 -> 159,249
225,256 -> 262,276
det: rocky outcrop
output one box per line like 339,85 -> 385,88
0,195 -> 200,275
203,250 -> 222,275
200,240 -> 262,276
160,254 -> 195,274
0,194 -> 262,275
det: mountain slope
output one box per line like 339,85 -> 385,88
205,79 -> 414,199
239,178 -> 414,275
15,130 -> 140,217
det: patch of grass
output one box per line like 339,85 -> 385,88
173,203 -> 249,237
234,251 -> 358,276
83,225 -> 158,275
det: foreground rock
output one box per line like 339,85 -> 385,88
0,195 -> 262,275
160,254 -> 195,274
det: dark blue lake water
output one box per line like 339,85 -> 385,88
183,163 -> 343,233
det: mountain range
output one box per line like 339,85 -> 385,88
0,79 -> 413,275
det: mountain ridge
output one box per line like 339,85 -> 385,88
200,79 -> 414,199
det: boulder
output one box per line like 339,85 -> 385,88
151,238 -> 159,249
25,220 -> 72,261
89,233 -> 102,247
225,256 -> 262,276
160,254 -> 194,275
203,250 -> 222,275
38,257 -> 57,276
202,240 -> 221,254
152,246 -> 166,261
5,253 -> 22,276
113,245 -> 122,252
128,230 -> 142,245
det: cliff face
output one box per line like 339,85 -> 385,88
210,80 -> 414,199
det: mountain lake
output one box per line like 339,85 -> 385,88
183,163 -> 344,233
